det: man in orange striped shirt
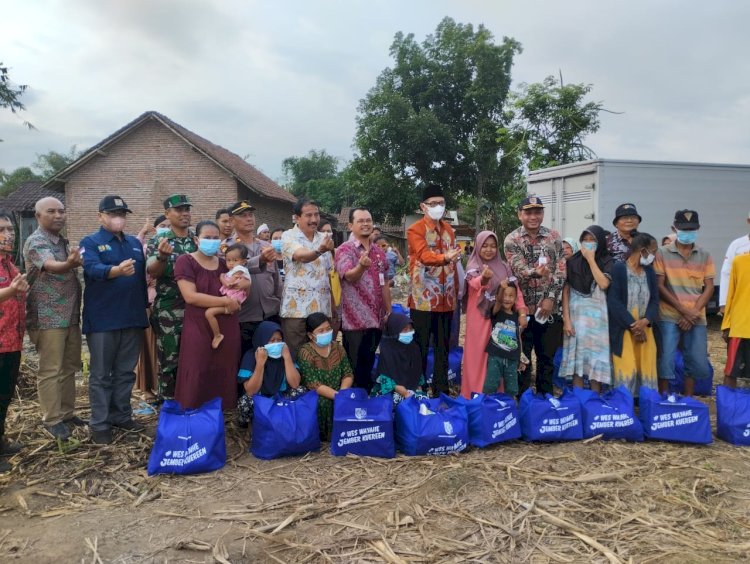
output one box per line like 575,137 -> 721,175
654,209 -> 715,396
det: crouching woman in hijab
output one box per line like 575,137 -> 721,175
236,321 -> 306,427
560,225 -> 614,392
371,313 -> 427,406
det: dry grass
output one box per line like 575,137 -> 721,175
1,316 -> 749,562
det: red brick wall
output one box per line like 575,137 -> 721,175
63,120 -> 293,243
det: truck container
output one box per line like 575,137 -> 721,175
527,159 -> 750,310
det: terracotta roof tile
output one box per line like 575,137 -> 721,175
0,181 -> 64,212
43,111 -> 296,204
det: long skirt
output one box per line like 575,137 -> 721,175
612,307 -> 657,398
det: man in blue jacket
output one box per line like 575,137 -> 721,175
80,196 -> 148,444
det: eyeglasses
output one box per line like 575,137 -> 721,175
353,219 -> 373,224
423,200 -> 446,208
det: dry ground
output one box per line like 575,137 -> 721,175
0,317 -> 749,563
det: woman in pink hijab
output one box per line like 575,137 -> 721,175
461,231 -> 527,398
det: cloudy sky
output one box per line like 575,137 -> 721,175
2,0 -> 749,183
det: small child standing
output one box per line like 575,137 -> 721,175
206,243 -> 251,349
484,283 -> 527,397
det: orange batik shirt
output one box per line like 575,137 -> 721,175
407,215 -> 458,313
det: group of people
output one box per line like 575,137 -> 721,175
0,183 -> 748,471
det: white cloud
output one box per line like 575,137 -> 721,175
1,0 -> 749,181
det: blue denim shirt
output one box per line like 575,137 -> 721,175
80,227 -> 148,333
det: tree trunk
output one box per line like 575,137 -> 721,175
475,170 -> 485,232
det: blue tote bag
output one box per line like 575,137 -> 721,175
519,389 -> 583,442
448,393 -> 520,447
639,386 -> 712,444
668,351 -> 714,396
251,391 -> 321,460
395,395 -> 469,456
716,385 -> 750,446
147,397 -> 226,476
331,388 -> 395,458
573,386 -> 643,441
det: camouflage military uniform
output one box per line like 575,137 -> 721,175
146,229 -> 197,399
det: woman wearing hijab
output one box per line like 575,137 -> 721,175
236,320 -> 305,427
560,225 -> 614,391
461,231 -> 527,399
371,313 -> 426,405
298,313 -> 353,440
562,237 -> 579,260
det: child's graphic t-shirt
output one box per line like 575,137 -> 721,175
486,310 -> 520,361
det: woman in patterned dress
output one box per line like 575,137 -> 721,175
560,226 -> 614,392
297,313 -> 353,440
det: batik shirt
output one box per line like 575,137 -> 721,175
606,232 -> 631,262
280,225 -> 332,318
23,227 -> 81,330
0,254 -> 25,352
146,229 -> 197,312
335,239 -> 388,330
503,225 -> 566,315
406,216 -> 458,313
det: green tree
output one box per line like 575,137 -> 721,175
349,17 -> 522,228
282,149 -> 349,214
0,146 -> 82,198
0,167 -> 40,198
32,145 -> 82,178
503,75 -> 604,171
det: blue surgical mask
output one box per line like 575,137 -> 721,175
675,229 -> 697,245
582,241 -> 597,252
271,239 -> 283,253
156,227 -> 171,237
398,330 -> 415,345
198,239 -> 221,256
264,342 -> 284,359
315,330 -> 333,347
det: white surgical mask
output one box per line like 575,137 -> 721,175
427,205 -> 445,221
640,253 -> 655,266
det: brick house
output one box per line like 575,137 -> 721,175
40,111 -> 297,245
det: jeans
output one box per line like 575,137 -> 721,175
657,321 -> 710,380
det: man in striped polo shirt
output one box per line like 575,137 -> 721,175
654,209 -> 715,396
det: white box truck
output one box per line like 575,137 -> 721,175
526,159 -> 750,310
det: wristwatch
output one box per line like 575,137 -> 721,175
157,254 -> 169,263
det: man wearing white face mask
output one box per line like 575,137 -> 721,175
407,184 -> 460,396
80,196 -> 149,444
654,209 -> 715,396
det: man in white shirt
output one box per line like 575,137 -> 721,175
719,211 -> 750,314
